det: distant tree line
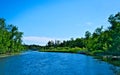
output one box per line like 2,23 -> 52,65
0,18 -> 24,54
45,12 -> 120,55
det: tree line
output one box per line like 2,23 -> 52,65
45,12 -> 120,55
0,18 -> 24,54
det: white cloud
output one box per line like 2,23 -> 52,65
22,36 -> 68,46
76,22 -> 93,27
86,22 -> 93,26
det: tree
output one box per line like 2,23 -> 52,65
108,12 -> 120,55
85,31 -> 91,39
0,18 -> 24,54
54,40 -> 61,47
47,40 -> 54,47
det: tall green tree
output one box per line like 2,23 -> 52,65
107,12 -> 120,55
0,18 -> 24,54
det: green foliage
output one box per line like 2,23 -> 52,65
40,12 -> 120,56
85,31 -> 91,39
0,18 -> 24,54
106,12 -> 120,55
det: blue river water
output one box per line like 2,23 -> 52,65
0,51 -> 119,75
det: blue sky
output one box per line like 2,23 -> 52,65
0,0 -> 120,45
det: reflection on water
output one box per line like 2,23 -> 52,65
109,65 -> 120,75
0,51 -> 119,75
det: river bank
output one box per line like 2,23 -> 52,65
39,47 -> 120,67
0,52 -> 22,58
94,55 -> 120,67
0,48 -> 120,67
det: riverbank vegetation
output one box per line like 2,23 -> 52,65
0,12 -> 120,66
0,18 -> 25,55
34,12 -> 120,66
42,12 -> 120,55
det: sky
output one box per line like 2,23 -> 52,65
0,0 -> 120,45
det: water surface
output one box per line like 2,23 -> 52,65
0,51 -> 119,75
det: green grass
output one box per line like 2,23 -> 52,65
40,47 -> 88,54
0,52 -> 21,58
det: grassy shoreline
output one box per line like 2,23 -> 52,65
0,52 -> 21,58
40,47 -> 88,54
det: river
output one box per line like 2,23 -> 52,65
0,50 -> 119,75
